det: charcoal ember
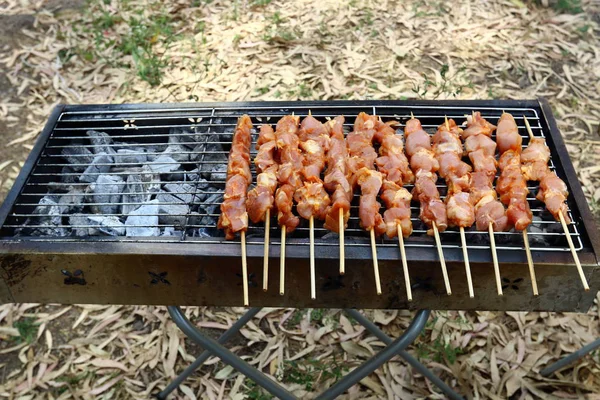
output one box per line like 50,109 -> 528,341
163,171 -> 186,182
164,183 -> 195,203
528,216 -> 549,247
69,214 -> 98,236
140,165 -> 162,194
79,153 -> 114,183
58,187 -> 86,214
90,175 -> 125,214
125,200 -> 160,236
61,146 -> 94,171
156,192 -> 189,227
199,192 -> 222,215
147,155 -> 181,174
122,174 -> 149,215
186,168 -> 199,182
161,227 -> 182,237
163,144 -> 190,163
19,196 -> 68,236
170,126 -> 205,149
114,149 -> 148,165
86,130 -> 116,155
191,142 -> 225,162
144,145 -> 167,161
206,164 -> 227,182
61,166 -> 79,184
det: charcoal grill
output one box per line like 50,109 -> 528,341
0,99 -> 598,311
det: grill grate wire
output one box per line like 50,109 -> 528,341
0,104 -> 583,253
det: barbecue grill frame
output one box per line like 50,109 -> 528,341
0,99 -> 598,310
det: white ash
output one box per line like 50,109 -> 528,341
207,164 -> 227,182
61,146 -> 94,171
122,174 -> 148,215
163,144 -> 191,162
114,149 -> 148,165
161,227 -> 182,237
58,187 -> 86,214
156,193 -> 188,227
147,155 -> 181,174
164,183 -> 195,203
86,130 -> 116,155
70,214 -> 125,236
140,165 -> 162,194
79,153 -> 114,183
17,196 -> 68,237
89,175 -> 125,214
125,200 -> 160,236
170,126 -> 206,149
60,166 -> 79,184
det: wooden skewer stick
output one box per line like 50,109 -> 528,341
410,111 -> 415,119
309,216 -> 316,300
241,231 -> 249,306
489,222 -> 503,296
522,229 -> 539,296
397,224 -> 412,301
339,208 -> 345,275
460,227 -> 474,298
445,115 -> 450,130
559,212 -> 589,291
262,209 -> 270,292
370,229 -> 382,295
279,227 -> 286,295
432,223 -> 451,295
523,115 -> 534,140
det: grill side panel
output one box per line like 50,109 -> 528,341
0,250 -> 597,311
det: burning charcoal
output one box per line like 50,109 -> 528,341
191,141 -> 225,162
90,175 -> 125,214
125,200 -> 160,236
79,153 -> 114,183
164,183 -> 195,203
147,155 -> 181,174
114,149 -> 148,165
69,214 -> 98,236
61,146 -> 94,172
161,227 -> 182,237
58,187 -> 86,214
69,214 -> 124,236
19,196 -> 68,237
199,192 -> 222,215
170,126 -> 206,149
61,166 -> 79,184
122,174 -> 148,215
206,164 -> 227,182
86,130 -> 116,155
156,193 -> 189,227
528,216 -> 549,247
140,165 -> 162,194
163,144 -> 190,163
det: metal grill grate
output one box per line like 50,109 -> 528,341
0,103 -> 584,254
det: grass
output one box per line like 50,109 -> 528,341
78,0 -> 181,86
416,337 -> 465,365
412,64 -> 473,100
244,379 -> 273,400
262,11 -> 297,44
281,356 -> 348,391
553,0 -> 583,14
12,317 -> 38,344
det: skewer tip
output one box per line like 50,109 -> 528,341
410,111 -> 415,119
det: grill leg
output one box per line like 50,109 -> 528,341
156,307 -> 262,399
344,309 -> 464,400
315,309 -> 431,400
540,338 -> 600,377
164,306 -> 297,400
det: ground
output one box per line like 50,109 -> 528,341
0,0 -> 600,399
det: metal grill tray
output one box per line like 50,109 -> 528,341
0,99 -> 598,311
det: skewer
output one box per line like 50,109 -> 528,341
280,227 -> 286,295
559,212 -> 589,291
370,229 -> 382,295
522,229 -> 539,296
339,208 -> 345,275
523,116 -> 588,290
397,224 -> 412,301
489,222 -> 503,295
459,227 -> 474,298
432,223 -> 451,295
262,210 -> 270,291
241,231 -> 249,306
445,114 -> 472,297
309,216 -> 316,299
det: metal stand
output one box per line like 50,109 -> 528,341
157,307 -> 464,400
540,338 -> 600,377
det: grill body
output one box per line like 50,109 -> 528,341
0,99 -> 598,311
